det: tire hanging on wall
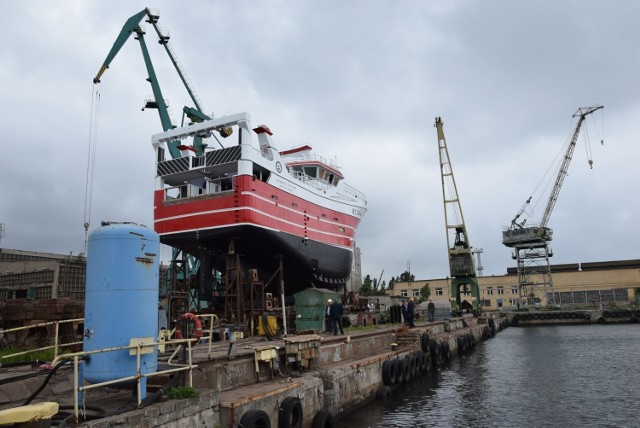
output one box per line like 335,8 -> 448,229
382,360 -> 395,386
457,336 -> 465,355
441,341 -> 451,361
409,353 -> 418,378
419,351 -> 428,372
311,411 -> 334,428
278,397 -> 303,428
377,385 -> 391,401
421,332 -> 430,353
240,409 -> 272,428
400,358 -> 410,383
392,359 -> 402,385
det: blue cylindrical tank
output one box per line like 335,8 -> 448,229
83,222 -> 159,383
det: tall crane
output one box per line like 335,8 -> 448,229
435,117 -> 481,315
503,104 -> 604,306
93,8 -> 227,160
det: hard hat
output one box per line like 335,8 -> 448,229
328,299 -> 333,303
410,297 -> 415,301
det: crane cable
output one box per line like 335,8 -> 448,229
83,83 -> 101,252
524,110 -> 604,221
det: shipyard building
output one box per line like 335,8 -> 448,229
389,259 -> 640,310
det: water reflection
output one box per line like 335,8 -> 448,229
337,325 -> 640,428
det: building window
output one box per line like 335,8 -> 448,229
497,286 -> 504,295
486,287 -> 494,295
480,299 -> 491,307
413,290 -> 420,297
401,290 -> 408,297
512,286 -> 518,294
509,299 -> 518,306
435,288 -> 443,296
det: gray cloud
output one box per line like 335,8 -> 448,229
1,1 -> 637,285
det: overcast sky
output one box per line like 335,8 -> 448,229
1,1 -> 637,284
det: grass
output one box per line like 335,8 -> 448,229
0,345 -> 56,364
167,386 -> 199,399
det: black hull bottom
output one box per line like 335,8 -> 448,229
160,225 -> 352,295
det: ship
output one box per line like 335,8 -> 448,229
152,112 -> 367,293
92,8 -> 366,295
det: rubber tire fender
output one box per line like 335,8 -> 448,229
400,358 -> 410,383
377,385 -> 391,401
240,409 -> 272,428
409,353 -> 418,378
442,341 -> 451,361
311,411 -> 334,428
381,359 -> 395,386
392,359 -> 402,385
278,396 -> 303,428
457,336 -> 465,354
419,351 -> 428,372
420,332 -> 430,353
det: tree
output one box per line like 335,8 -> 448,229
360,274 -> 373,295
398,271 -> 415,282
388,276 -> 395,290
419,283 -> 431,302
362,274 -> 388,296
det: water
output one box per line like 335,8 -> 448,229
338,325 -> 640,428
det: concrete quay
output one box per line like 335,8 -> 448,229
0,315 -> 508,427
507,308 -> 640,326
86,314 -> 505,427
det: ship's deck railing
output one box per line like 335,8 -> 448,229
0,318 -> 84,362
286,168 -> 366,204
287,168 -> 333,191
337,182 -> 366,204
282,150 -> 340,169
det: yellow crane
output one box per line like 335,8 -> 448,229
435,117 -> 481,315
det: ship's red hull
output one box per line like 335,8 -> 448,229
154,174 -> 361,291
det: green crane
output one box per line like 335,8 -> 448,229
93,8 -> 216,159
94,8 -> 231,314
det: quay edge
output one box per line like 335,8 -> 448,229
507,308 -> 640,326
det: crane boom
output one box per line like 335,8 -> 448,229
538,104 -> 603,229
93,8 -> 215,159
503,104 -> 604,247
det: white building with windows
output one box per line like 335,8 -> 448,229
387,259 -> 640,310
